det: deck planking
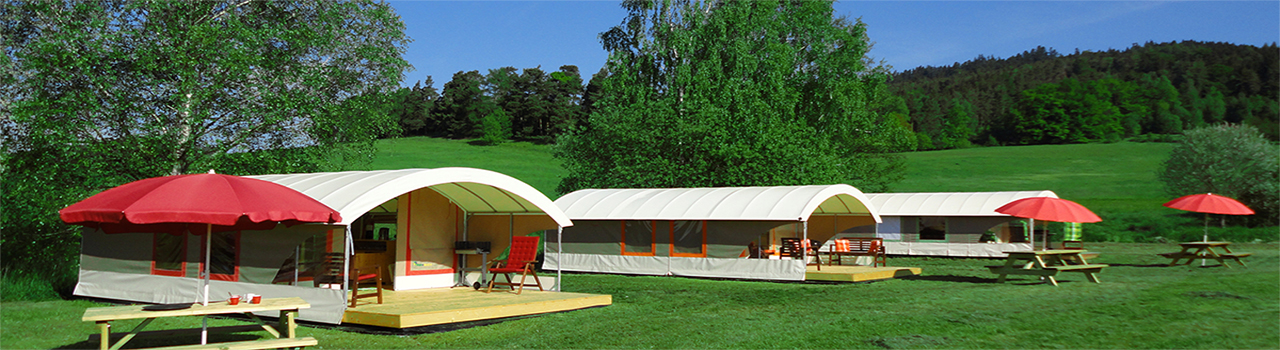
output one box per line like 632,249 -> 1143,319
804,265 -> 922,282
342,288 -> 611,328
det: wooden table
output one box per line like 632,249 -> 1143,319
82,297 -> 315,350
1159,241 -> 1251,268
988,250 -> 1109,286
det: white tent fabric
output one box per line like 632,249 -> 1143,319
556,185 -> 881,223
864,191 -> 1058,217
250,168 -> 572,227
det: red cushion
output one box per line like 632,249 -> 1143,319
490,267 -> 527,274
355,273 -> 378,281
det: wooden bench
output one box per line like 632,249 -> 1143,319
824,238 -> 886,267
146,337 -> 318,350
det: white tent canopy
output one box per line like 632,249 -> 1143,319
556,184 -> 881,223
250,168 -> 572,227
865,191 -> 1058,217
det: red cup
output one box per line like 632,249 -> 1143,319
251,295 -> 262,304
228,296 -> 241,305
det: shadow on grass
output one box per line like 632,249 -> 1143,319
899,275 -> 1002,284
54,333 -> 262,349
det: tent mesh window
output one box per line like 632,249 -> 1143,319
670,221 -> 706,257
202,232 -> 241,281
152,233 -> 186,276
622,221 -> 655,255
919,217 -> 947,241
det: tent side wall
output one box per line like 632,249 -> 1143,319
74,227 -> 350,324
841,216 -> 1033,257
547,220 -> 812,281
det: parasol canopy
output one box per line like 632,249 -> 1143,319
1162,193 -> 1255,215
995,196 -> 1102,223
60,172 -> 341,234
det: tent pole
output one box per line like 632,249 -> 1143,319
556,226 -> 563,292
343,227 -> 353,297
802,221 -> 809,263
201,223 -> 211,345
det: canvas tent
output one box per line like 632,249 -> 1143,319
547,185 -> 880,281
74,168 -> 571,324
837,191 -> 1058,257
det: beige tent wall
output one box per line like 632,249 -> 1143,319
396,189 -> 459,290
465,215 -> 557,270
806,215 -> 877,243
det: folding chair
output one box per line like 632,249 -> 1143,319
314,253 -> 383,307
485,236 -> 543,294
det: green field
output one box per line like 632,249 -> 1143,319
8,138 -> 1278,349
8,243 -> 1277,349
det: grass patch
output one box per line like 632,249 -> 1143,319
369,137 -> 562,196
7,243 -> 1277,349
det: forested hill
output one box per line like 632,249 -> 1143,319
889,41 -> 1279,150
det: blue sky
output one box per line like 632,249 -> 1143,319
389,1 -> 1280,89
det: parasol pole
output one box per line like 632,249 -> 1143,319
201,223 -> 211,345
1028,219 -> 1035,251
1202,212 -> 1209,266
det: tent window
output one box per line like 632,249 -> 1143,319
151,233 -> 186,277
201,232 -> 240,281
621,221 -> 655,256
669,221 -> 706,257
919,217 -> 947,241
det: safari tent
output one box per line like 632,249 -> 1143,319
74,168 -> 572,324
837,191 -> 1058,257
546,185 -> 880,281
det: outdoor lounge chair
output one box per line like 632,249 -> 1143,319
485,235 -> 543,294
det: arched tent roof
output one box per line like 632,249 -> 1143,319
248,168 -> 571,227
555,185 -> 880,223
864,191 -> 1058,217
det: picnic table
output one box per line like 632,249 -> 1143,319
987,250 -> 1109,286
1159,241 -> 1251,268
82,297 -> 316,350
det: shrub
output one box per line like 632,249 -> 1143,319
1158,123 -> 1279,227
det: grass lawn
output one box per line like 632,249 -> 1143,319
7,243 -> 1277,349
896,142 -> 1175,214
367,137 -> 562,196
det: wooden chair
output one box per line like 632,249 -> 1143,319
486,236 -> 543,294
314,253 -> 383,307
779,238 -> 822,270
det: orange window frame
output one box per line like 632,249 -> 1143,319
668,221 -> 707,258
620,221 -> 656,256
151,233 -> 186,277
199,231 -> 241,282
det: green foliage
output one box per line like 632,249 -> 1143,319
0,0 -> 409,282
478,109 -> 512,145
434,70 -> 491,138
557,0 -> 911,194
893,41 -> 1280,148
1158,124 -> 1280,226
393,79 -> 441,137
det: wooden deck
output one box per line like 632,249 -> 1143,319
804,265 -> 922,282
341,288 -> 612,329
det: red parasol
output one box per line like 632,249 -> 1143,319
1163,193 -> 1254,242
996,197 -> 1101,250
60,171 -> 340,344
996,197 -> 1102,223
1163,193 -> 1254,215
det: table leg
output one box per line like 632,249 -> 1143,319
997,257 -> 1018,283
97,322 -> 110,350
246,313 -> 281,338
111,318 -> 154,350
1221,246 -> 1248,267
280,309 -> 298,339
1204,248 -> 1230,269
1033,256 -> 1059,286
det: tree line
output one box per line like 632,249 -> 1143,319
892,41 -> 1280,149
389,65 -> 597,144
